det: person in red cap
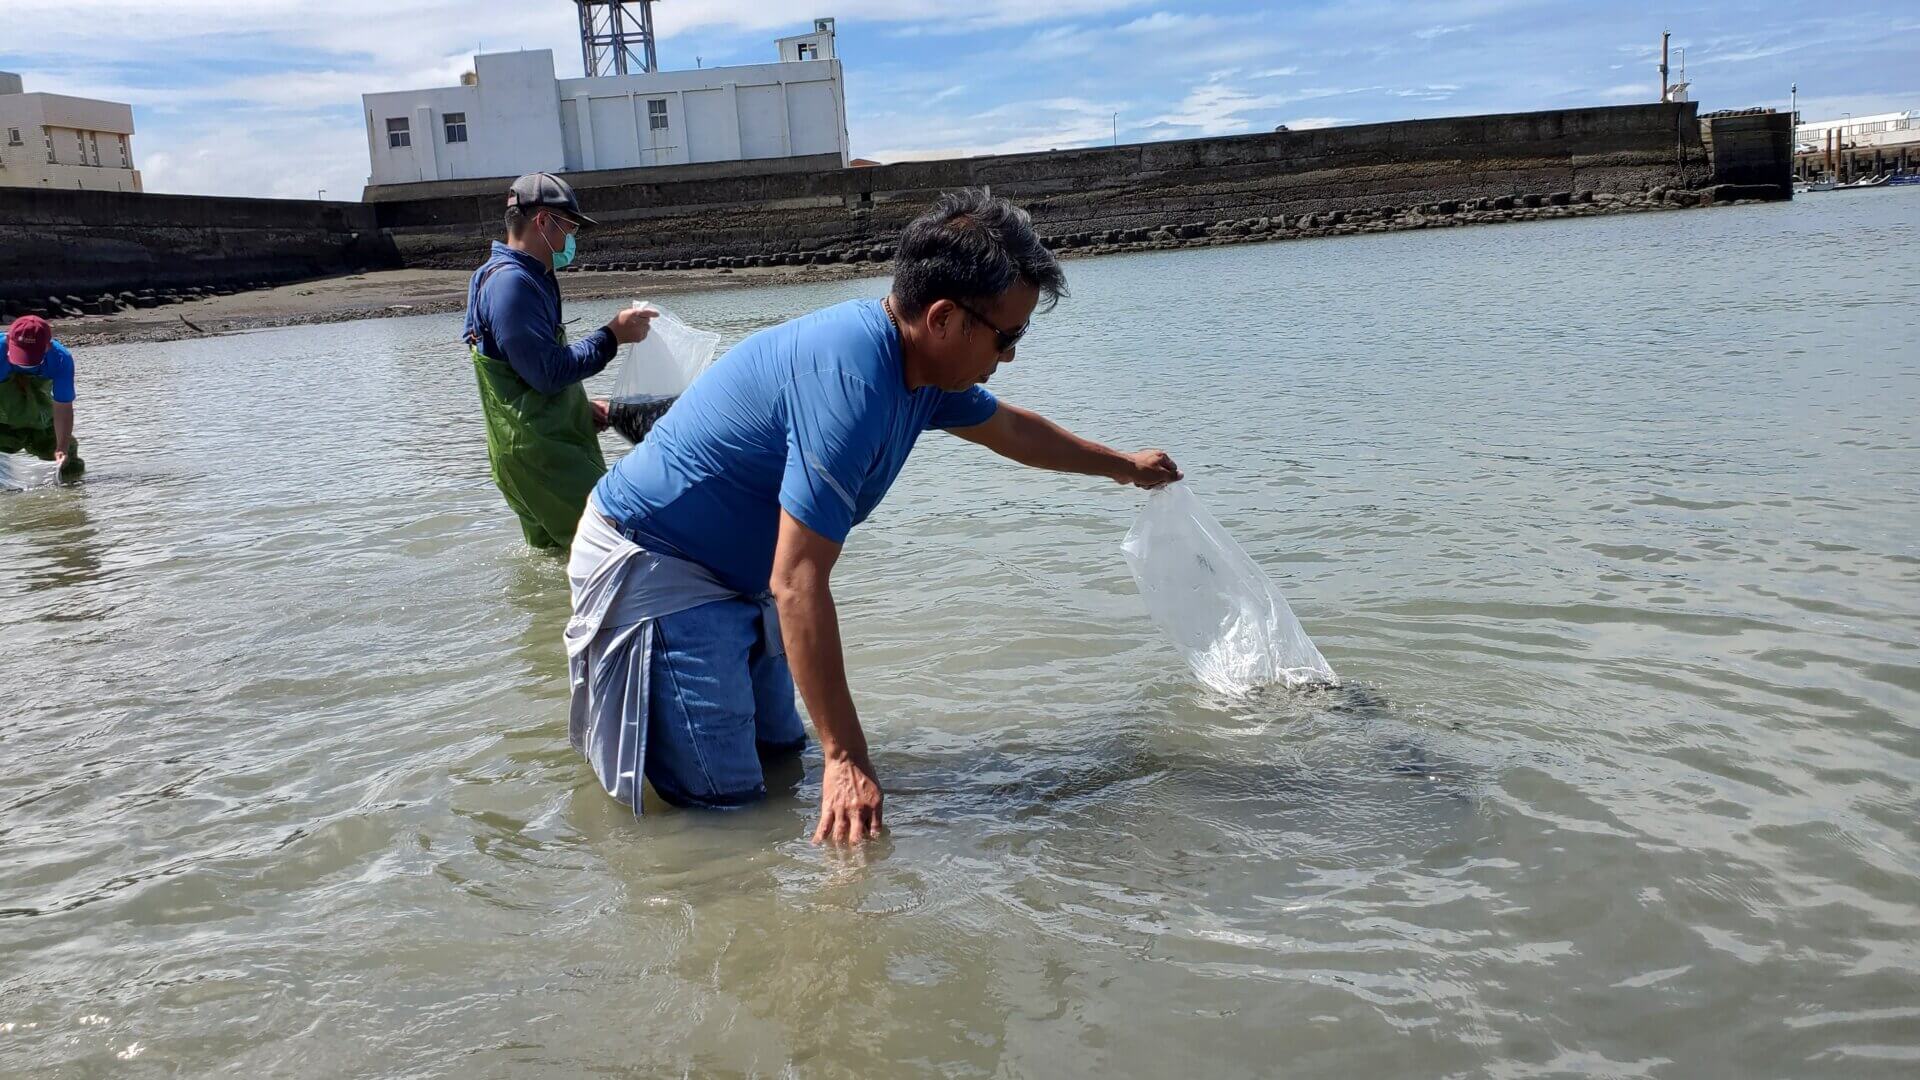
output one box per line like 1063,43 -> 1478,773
3,316 -> 84,481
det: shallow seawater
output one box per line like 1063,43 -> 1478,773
3,190 -> 1918,1078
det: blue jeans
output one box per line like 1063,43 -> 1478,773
645,596 -> 806,808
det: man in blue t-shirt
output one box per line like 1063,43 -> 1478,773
2,315 -> 84,480
569,191 -> 1181,844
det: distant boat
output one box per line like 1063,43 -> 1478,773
1800,178 -> 1838,192
1888,174 -> 1920,187
1841,175 -> 1890,189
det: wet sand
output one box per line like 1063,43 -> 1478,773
53,261 -> 886,346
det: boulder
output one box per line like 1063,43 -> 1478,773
1704,182 -> 1787,204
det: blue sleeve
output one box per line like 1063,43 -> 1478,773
927,386 -> 998,430
45,341 -> 76,403
778,371 -> 888,544
483,270 -> 616,395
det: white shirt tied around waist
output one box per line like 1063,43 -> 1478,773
565,497 -> 785,813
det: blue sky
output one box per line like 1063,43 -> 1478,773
3,1 -> 1915,199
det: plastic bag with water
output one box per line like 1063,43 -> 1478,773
606,303 -> 722,442
1122,482 -> 1336,695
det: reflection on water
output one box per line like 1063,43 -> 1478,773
3,191 -> 1919,1078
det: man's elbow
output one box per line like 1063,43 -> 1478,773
769,561 -> 827,611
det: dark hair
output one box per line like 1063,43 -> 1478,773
891,189 -> 1066,317
504,205 -> 528,236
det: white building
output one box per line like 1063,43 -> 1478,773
1795,110 -> 1919,153
362,18 -> 847,188
0,71 -> 141,192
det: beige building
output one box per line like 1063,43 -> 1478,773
0,71 -> 142,192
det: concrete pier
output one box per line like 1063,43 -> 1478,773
0,102 -> 1793,319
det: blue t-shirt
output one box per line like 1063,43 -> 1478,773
6,340 -> 76,403
593,299 -> 999,593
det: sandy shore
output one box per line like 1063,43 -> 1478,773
55,261 -> 889,346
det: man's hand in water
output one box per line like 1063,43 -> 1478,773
815,753 -> 884,845
53,449 -> 69,472
589,398 -> 611,432
1117,449 -> 1182,489
606,307 -> 655,345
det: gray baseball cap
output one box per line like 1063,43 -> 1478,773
506,172 -> 598,227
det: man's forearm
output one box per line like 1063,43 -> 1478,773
52,403 -> 73,456
773,574 -> 869,763
992,404 -> 1130,478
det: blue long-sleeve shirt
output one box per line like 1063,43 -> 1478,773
462,242 -> 617,395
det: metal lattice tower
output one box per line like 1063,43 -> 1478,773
575,0 -> 659,77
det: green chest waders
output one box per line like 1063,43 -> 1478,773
468,321 -> 607,551
0,370 -> 83,479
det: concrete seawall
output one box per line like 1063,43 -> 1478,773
0,190 -> 400,309
1,103 -> 1791,320
380,103 -> 1739,270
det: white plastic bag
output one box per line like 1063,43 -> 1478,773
1122,482 -> 1336,695
608,302 -> 722,404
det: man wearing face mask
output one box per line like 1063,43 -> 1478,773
463,172 -> 655,550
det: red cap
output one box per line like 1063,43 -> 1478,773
7,316 -> 51,368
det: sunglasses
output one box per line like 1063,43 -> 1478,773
949,298 -> 1030,353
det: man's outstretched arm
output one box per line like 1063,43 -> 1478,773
948,402 -> 1182,488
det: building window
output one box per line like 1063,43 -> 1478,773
6,128 -> 20,146
444,112 -> 467,143
88,132 -> 101,166
45,129 -> 54,163
118,134 -> 130,167
386,117 -> 411,148
647,99 -> 669,131
75,131 -> 87,162
798,43 -> 818,60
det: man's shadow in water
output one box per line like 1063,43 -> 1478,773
568,680 -> 1480,852
882,682 -> 1477,825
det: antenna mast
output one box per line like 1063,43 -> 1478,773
576,0 -> 660,77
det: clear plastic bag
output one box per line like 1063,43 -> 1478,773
1122,482 -> 1336,695
608,302 -> 722,405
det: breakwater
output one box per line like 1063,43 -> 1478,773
379,103 -> 1785,272
0,191 -> 398,319
0,103 -> 1790,322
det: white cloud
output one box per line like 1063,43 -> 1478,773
140,113 -> 371,199
863,96 -> 1123,160
1598,83 -> 1654,101
1281,117 -> 1349,130
1149,77 -> 1287,136
1415,24 -> 1473,41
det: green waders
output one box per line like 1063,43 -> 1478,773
470,333 -> 606,551
0,368 -> 83,480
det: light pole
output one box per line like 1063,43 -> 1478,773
317,189 -> 327,201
